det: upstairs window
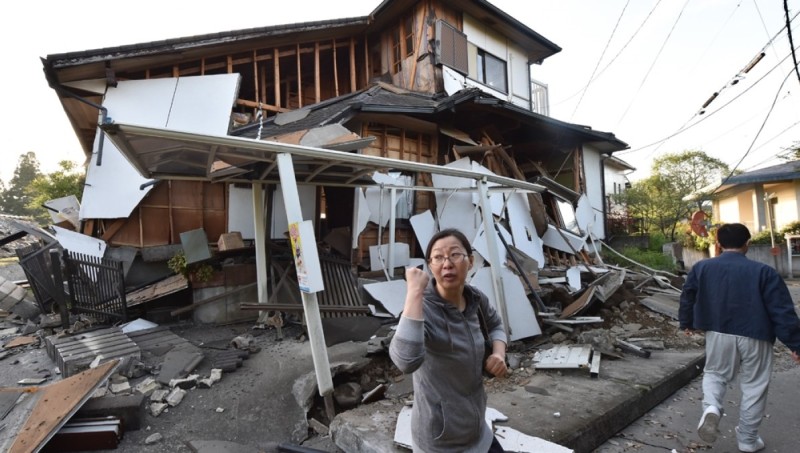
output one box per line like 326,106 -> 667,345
392,15 -> 416,74
477,49 -> 507,93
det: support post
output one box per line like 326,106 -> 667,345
252,183 -> 270,323
276,153 -> 334,417
388,187 -> 397,277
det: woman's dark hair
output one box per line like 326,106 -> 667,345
717,223 -> 751,249
425,228 -> 472,259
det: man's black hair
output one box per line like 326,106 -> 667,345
717,223 -> 751,249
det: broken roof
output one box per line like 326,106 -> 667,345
233,84 -> 629,155
43,0 -> 560,82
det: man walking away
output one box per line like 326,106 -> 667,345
679,222 -> 800,452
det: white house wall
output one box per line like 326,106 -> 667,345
228,185 -> 261,240
80,74 -> 241,220
718,197 -> 741,226
581,146 -> 605,239
770,182 -> 799,230
462,13 -> 531,108
271,184 -> 317,238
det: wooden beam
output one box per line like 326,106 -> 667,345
364,34 -> 370,87
349,37 -> 357,92
100,219 -> 126,242
273,48 -> 281,109
297,43 -> 303,108
314,42 -> 321,103
333,39 -> 339,97
227,56 -> 233,73
236,99 -> 288,113
409,8 -> 426,91
253,50 -> 260,114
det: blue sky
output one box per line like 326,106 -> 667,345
1,0 -> 797,183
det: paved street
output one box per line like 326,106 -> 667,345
595,279 -> 800,453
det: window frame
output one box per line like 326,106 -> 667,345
476,49 -> 508,93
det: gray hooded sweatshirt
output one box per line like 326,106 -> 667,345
389,281 -> 507,452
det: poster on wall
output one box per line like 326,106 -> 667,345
289,220 -> 324,293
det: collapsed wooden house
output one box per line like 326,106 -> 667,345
37,0 -> 630,330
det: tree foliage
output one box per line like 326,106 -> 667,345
27,160 -> 85,224
0,152 -> 42,216
614,150 -> 729,241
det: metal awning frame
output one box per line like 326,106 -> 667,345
100,121 -> 551,416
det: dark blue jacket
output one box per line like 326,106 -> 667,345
679,251 -> 800,353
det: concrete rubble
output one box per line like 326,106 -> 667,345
0,210 -> 724,453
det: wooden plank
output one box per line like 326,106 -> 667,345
332,38 -> 339,97
297,43 -> 303,108
7,360 -> 119,453
100,219 -> 126,242
349,37 -> 357,92
274,48 -> 281,108
314,42 -> 321,103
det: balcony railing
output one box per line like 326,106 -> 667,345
530,78 -> 549,116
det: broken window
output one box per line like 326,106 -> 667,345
556,199 -> 581,235
476,49 -> 507,93
391,15 -> 416,74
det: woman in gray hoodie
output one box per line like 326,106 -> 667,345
389,228 -> 508,452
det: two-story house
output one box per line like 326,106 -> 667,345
40,0 -> 629,324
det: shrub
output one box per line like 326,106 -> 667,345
602,245 -> 677,272
750,222 -> 800,246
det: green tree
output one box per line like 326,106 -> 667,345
27,160 -> 85,225
1,152 -> 42,216
780,142 -> 800,161
615,150 -> 729,241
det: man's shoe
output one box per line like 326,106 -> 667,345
697,405 -> 720,443
736,426 -> 765,452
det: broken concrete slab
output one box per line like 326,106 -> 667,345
46,327 -> 141,377
156,346 -> 204,385
639,293 -> 680,320
74,393 -> 146,431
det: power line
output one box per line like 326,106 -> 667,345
705,69 -> 794,195
615,0 -> 692,129
785,0 -> 800,85
617,41 -> 799,156
569,0 -> 630,120
552,0 -> 664,108
617,8 -> 800,156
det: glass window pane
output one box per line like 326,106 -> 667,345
484,54 -> 506,92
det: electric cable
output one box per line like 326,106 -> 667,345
570,0 -> 631,120
615,0 -> 692,129
785,0 -> 800,85
553,0 -> 663,107
702,68 -> 794,196
617,42 -> 799,155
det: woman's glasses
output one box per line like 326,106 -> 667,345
428,252 -> 467,266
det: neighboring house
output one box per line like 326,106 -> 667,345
40,0 -> 629,291
707,161 -> 800,234
603,155 -> 635,216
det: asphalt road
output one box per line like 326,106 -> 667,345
595,279 -> 800,453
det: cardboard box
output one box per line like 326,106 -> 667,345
217,232 -> 244,251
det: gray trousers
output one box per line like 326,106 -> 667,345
703,331 -> 773,444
